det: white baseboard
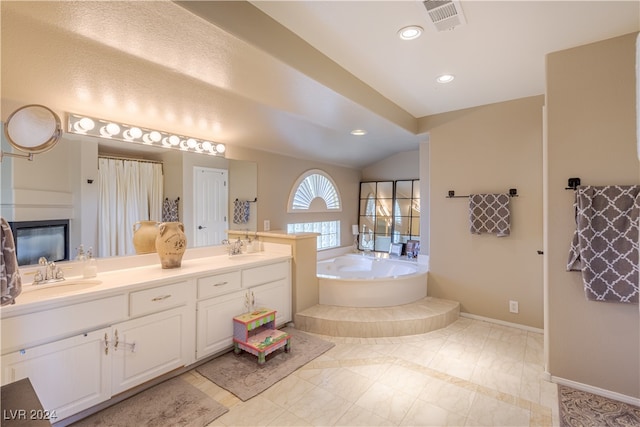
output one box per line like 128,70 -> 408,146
459,312 -> 544,334
552,375 -> 640,407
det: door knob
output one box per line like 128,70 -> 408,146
198,225 -> 207,230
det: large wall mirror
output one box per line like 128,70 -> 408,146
1,121 -> 257,266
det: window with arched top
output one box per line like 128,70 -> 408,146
288,169 -> 342,213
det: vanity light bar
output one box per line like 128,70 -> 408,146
67,113 -> 226,157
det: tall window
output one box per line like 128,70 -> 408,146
288,170 -> 342,250
358,179 -> 420,252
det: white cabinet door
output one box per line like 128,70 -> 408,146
251,278 -> 292,327
111,306 -> 190,394
1,328 -> 111,422
196,290 -> 246,359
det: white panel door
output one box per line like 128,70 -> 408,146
194,167 -> 228,247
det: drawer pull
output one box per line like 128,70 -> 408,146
213,281 -> 228,287
151,294 -> 172,302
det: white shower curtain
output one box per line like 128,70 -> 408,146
98,158 -> 163,257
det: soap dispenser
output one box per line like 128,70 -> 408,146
83,247 -> 98,278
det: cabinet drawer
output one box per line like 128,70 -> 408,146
129,282 -> 188,317
242,261 -> 289,288
1,295 -> 126,354
197,271 -> 241,299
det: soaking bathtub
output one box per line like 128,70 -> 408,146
317,254 -> 428,307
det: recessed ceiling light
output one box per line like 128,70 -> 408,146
398,25 -> 423,41
351,129 -> 367,136
436,74 -> 455,83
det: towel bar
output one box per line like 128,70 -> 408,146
447,188 -> 518,198
565,177 -> 581,190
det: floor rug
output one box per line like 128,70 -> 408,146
72,377 -> 228,427
196,327 -> 335,401
558,385 -> 640,427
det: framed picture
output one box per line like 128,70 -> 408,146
389,242 -> 403,256
406,240 -> 420,258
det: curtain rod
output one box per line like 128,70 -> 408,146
98,154 -> 163,165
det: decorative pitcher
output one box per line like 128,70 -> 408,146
155,222 -> 187,269
133,221 -> 158,254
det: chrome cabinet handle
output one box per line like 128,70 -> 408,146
151,294 -> 171,302
213,281 -> 228,287
104,333 -> 109,355
114,329 -> 119,351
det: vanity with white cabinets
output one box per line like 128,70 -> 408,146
0,244 -> 292,424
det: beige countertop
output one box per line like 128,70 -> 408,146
2,249 -> 291,316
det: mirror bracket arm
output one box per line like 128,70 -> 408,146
0,150 -> 34,162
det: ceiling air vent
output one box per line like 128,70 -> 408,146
422,0 -> 466,32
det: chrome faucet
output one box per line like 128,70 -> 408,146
221,238 -> 244,255
33,257 -> 65,284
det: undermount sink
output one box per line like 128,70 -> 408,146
22,279 -> 102,297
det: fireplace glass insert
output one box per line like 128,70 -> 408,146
8,219 -> 69,266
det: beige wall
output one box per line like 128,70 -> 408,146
421,95 -> 545,328
361,150 -> 419,181
226,145 -> 361,248
546,32 -> 639,398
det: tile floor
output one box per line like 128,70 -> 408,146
180,317 -> 559,426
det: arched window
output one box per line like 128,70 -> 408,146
288,169 -> 341,212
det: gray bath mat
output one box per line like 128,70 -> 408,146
72,376 -> 227,426
196,327 -> 334,401
558,384 -> 640,427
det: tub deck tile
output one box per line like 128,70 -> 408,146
294,297 -> 460,338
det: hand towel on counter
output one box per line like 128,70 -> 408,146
1,217 -> 22,305
469,193 -> 511,237
567,185 -> 639,303
233,199 -> 250,224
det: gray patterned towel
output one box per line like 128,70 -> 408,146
469,193 -> 511,237
233,199 -> 250,224
162,197 -> 179,222
1,217 -> 22,305
567,185 -> 639,303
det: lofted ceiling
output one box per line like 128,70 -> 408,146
1,1 -> 638,169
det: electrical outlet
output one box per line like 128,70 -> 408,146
264,219 -> 270,231
509,300 -> 519,314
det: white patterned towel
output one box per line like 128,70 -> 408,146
567,185 -> 639,303
469,194 -> 511,237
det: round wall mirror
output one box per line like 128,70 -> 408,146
4,104 -> 61,154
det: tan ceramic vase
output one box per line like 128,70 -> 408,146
155,222 -> 187,269
133,221 -> 158,254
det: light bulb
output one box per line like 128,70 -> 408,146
74,117 -> 95,132
187,138 -> 198,148
169,135 -> 180,146
149,131 -> 161,142
123,127 -> 143,140
100,122 -> 120,138
215,143 -> 226,153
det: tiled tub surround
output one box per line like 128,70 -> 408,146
295,297 -> 460,338
183,317 -> 557,426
